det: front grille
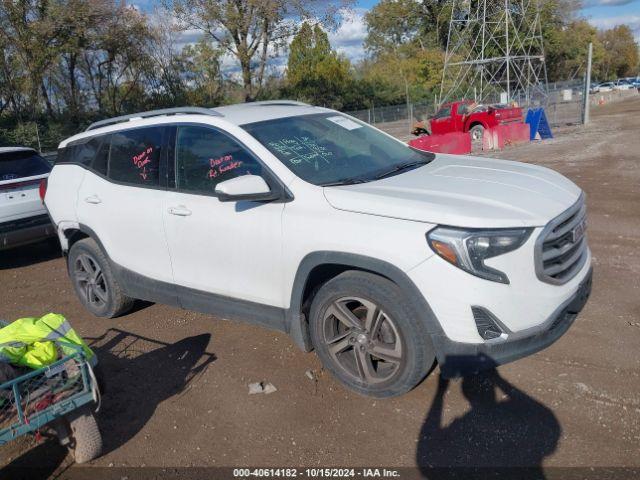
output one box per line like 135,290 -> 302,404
535,194 -> 588,284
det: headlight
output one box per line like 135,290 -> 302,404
427,227 -> 532,284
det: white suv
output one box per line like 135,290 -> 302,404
45,102 -> 592,397
1,147 -> 55,250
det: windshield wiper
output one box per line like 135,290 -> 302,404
371,159 -> 431,181
321,177 -> 369,187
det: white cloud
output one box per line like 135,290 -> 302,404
175,29 -> 203,49
328,8 -> 368,62
166,6 -> 370,78
583,0 -> 637,6
588,14 -> 640,41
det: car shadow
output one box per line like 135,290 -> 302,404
126,299 -> 156,315
417,361 -> 560,479
0,238 -> 61,270
87,328 -> 216,457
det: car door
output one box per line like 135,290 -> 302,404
430,105 -> 453,135
76,126 -> 175,287
162,124 -> 285,317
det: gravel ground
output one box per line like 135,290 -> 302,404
1,96 -> 639,477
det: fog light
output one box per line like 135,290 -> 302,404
471,307 -> 506,340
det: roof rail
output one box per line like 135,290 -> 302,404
86,107 -> 223,131
249,100 -> 310,107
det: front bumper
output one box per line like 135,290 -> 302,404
433,268 -> 593,378
0,214 -> 55,250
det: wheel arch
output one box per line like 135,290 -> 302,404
468,120 -> 486,132
286,252 -> 444,352
60,223 -> 106,255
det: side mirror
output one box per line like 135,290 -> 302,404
214,175 -> 279,202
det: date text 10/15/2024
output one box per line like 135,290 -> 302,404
233,468 -> 401,478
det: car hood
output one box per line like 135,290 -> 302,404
322,154 -> 582,228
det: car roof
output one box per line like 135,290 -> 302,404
59,101 -> 332,149
214,102 -> 329,125
0,146 -> 37,154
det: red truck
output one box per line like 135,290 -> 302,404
414,100 -> 524,146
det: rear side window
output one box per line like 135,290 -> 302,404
72,136 -> 103,167
175,126 -> 262,194
92,136 -> 110,176
0,150 -> 51,180
109,127 -> 163,186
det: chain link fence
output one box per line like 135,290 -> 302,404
343,79 -> 589,140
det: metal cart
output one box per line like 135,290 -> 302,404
0,320 -> 102,463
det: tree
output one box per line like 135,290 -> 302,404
166,0 -> 352,102
363,0 -> 447,105
0,0 -> 78,117
364,0 -> 423,54
365,0 -> 450,54
597,25 -> 639,80
544,20 -> 605,82
286,22 -> 351,108
181,39 -> 224,106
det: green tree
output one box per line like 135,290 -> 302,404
365,0 -> 450,54
544,19 -> 605,81
364,0 -> 423,53
362,0 -> 449,104
0,0 -> 77,117
597,25 -> 639,80
181,39 -> 224,106
286,22 -> 351,108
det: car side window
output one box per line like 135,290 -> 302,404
71,136 -> 103,167
92,135 -> 110,176
108,127 -> 162,186
175,125 -> 262,194
434,106 -> 451,119
458,104 -> 470,115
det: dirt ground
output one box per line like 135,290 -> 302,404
1,96 -> 639,477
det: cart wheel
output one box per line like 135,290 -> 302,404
68,405 -> 102,463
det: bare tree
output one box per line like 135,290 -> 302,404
166,0 -> 352,101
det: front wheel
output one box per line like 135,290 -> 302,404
309,271 -> 435,398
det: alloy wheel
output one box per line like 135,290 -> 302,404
74,253 -> 109,309
322,296 -> 403,385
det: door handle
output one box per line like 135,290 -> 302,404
85,195 -> 101,204
168,206 -> 192,217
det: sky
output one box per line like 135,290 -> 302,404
138,0 -> 640,69
340,0 -> 640,60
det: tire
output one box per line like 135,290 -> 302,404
68,238 -> 135,318
309,271 -> 435,398
470,124 -> 485,150
67,405 -> 102,463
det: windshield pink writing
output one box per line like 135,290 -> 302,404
132,146 -> 153,180
133,147 -> 153,168
208,154 -> 242,178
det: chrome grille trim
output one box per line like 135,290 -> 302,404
535,193 -> 588,285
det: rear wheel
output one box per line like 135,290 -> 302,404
470,124 -> 485,151
309,271 -> 435,398
67,405 -> 102,464
68,238 -> 134,318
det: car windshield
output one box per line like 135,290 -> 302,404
242,113 -> 434,186
0,150 -> 50,181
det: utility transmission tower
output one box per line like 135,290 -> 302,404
439,0 -> 548,107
